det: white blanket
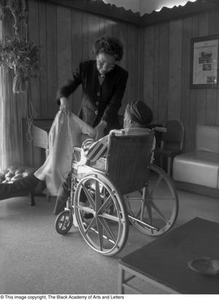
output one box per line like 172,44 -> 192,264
34,111 -> 95,196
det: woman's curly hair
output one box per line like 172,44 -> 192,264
93,36 -> 124,61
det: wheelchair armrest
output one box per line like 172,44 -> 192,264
153,127 -> 167,133
73,147 -> 81,152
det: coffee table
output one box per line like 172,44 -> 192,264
118,217 -> 219,294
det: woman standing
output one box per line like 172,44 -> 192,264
56,35 -> 129,139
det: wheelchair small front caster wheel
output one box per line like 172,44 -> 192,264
55,210 -> 73,235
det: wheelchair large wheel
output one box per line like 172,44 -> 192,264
55,210 -> 73,235
125,164 -> 179,236
74,173 -> 129,256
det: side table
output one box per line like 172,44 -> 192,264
118,217 -> 219,294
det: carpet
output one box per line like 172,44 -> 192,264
0,191 -> 219,294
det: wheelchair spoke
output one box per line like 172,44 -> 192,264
143,200 -> 152,224
96,218 -> 104,251
100,212 -> 120,223
81,182 -> 95,208
95,180 -> 102,211
98,217 -> 117,243
83,217 -> 95,233
144,198 -> 171,225
96,194 -> 112,214
125,164 -> 179,236
78,205 -> 94,214
147,174 -> 162,199
83,221 -> 116,244
74,173 -> 129,256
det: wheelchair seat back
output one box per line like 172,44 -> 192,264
106,131 -> 154,195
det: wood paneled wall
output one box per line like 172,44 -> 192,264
27,0 -> 219,161
139,9 -> 219,152
28,0 -> 140,120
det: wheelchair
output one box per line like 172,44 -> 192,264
55,129 -> 179,256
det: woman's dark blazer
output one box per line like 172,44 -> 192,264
56,60 -> 128,131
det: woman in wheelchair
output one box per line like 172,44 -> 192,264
53,100 -> 154,216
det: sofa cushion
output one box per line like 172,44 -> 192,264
173,150 -> 219,188
0,164 -> 37,205
196,125 -> 219,153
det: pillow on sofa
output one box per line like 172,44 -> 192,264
0,164 -> 36,184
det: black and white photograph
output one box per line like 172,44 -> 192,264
0,0 -> 219,297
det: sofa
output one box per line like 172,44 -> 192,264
0,164 -> 37,206
173,125 -> 219,197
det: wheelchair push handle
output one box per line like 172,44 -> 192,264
152,126 -> 167,133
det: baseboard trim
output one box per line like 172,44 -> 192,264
175,181 -> 219,199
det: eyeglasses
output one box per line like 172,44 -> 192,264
96,59 -> 115,71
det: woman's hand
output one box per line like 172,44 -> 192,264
59,97 -> 70,114
95,120 -> 107,140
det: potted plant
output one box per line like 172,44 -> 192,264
0,36 -> 40,93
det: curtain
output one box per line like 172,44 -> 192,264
0,1 -> 27,171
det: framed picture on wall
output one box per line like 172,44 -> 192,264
191,35 -> 219,88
